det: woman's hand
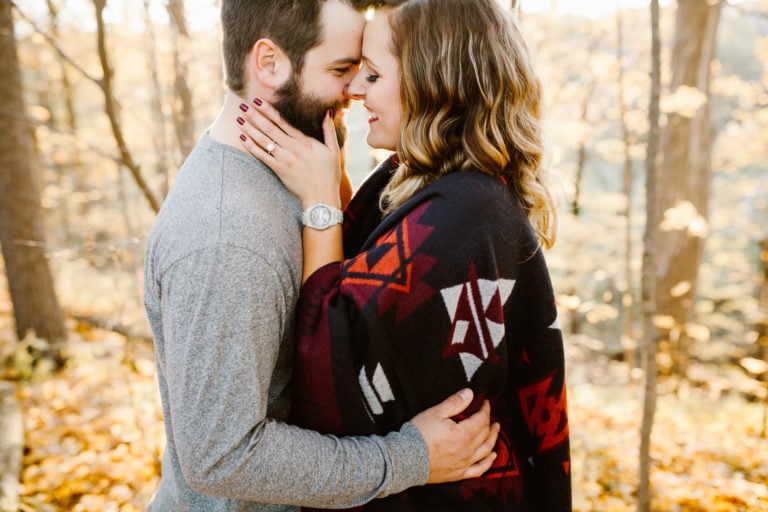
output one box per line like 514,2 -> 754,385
237,99 -> 342,209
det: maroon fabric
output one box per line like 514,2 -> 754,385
292,158 -> 572,511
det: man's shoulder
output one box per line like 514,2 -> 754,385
155,137 -> 300,242
145,137 -> 302,284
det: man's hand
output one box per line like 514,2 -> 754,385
409,388 -> 499,484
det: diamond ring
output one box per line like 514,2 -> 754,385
266,141 -> 276,156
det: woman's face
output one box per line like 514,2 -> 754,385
347,10 -> 402,151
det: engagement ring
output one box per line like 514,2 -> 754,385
266,141 -> 276,156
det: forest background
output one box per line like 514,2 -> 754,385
0,0 -> 767,511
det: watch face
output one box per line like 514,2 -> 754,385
309,205 -> 332,227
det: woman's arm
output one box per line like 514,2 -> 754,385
237,101 -> 344,283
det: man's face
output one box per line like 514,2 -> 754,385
273,0 -> 365,147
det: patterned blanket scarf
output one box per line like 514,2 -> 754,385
291,156 -> 571,511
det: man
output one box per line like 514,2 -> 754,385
143,1 -> 498,510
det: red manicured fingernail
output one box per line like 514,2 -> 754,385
237,117 -> 245,125
253,98 -> 262,106
239,134 -> 247,142
239,103 -> 248,112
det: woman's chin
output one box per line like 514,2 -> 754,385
365,134 -> 396,152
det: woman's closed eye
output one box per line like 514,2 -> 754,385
365,73 -> 380,83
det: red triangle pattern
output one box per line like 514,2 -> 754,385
341,202 -> 436,322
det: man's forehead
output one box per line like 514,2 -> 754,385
309,0 -> 365,64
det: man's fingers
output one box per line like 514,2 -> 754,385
473,421 -> 500,460
430,388 -> 474,420
457,399 -> 491,436
463,452 -> 497,480
460,421 -> 500,481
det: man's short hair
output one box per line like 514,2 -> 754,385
222,0 -> 388,96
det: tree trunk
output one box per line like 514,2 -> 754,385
617,7 -> 637,369
168,0 -> 196,161
0,381 -> 23,512
566,75 -> 596,337
758,237 -> 768,438
758,238 -> 768,362
654,0 -> 722,378
571,80 -> 594,217
637,0 -> 661,510
0,0 -> 67,352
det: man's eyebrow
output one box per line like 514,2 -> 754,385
328,57 -> 361,67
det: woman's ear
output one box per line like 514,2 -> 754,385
251,38 -> 293,89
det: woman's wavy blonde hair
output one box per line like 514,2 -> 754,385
381,0 -> 558,248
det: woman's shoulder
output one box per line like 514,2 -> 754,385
428,170 -> 527,220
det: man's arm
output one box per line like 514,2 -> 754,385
159,246 -> 496,508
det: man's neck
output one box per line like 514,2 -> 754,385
208,91 -> 258,149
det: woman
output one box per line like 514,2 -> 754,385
238,0 -> 571,510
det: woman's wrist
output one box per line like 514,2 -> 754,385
301,196 -> 342,210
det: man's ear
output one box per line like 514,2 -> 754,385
251,38 -> 292,89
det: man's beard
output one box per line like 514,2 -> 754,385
273,73 -> 348,148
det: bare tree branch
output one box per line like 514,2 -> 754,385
9,0 -> 101,85
93,0 -> 161,213
11,0 -> 162,214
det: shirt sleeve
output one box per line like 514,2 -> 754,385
156,244 -> 429,507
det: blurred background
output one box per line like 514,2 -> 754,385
0,0 -> 766,510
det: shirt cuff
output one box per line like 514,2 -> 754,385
380,421 -> 430,496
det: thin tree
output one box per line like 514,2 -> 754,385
44,0 -> 72,241
565,74 -> 596,337
617,7 -> 637,368
47,0 -> 86,220
93,0 -> 161,213
143,0 -> 172,197
637,0 -> 661,509
570,75 -> 596,217
0,0 -> 66,357
654,0 -> 723,378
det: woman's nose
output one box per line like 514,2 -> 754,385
345,75 -> 365,100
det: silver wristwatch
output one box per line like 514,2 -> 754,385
301,203 -> 344,230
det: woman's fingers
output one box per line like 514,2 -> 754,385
322,110 -> 340,152
251,98 -> 308,142
235,98 -> 342,206
238,130 -> 275,165
238,115 -> 279,158
239,102 -> 293,150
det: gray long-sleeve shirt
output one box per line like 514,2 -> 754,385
144,134 -> 429,511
